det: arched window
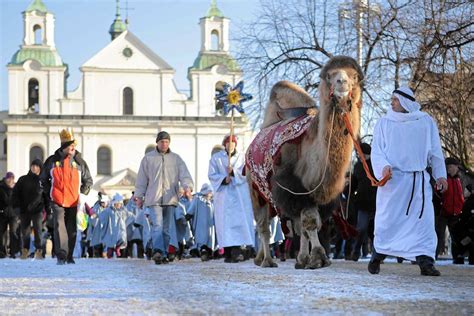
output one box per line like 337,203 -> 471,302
3,139 -> 7,155
145,145 -> 155,154
215,81 -> 228,115
29,145 -> 44,163
97,146 -> 112,175
123,87 -> 133,115
28,79 -> 39,113
33,25 -> 42,45
211,30 -> 219,51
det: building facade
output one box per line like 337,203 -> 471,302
0,0 -> 250,197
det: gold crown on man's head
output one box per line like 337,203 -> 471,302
59,128 -> 77,145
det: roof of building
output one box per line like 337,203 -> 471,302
206,0 -> 224,18
9,47 -> 64,67
191,52 -> 241,72
25,0 -> 48,13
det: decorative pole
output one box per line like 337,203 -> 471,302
215,81 -> 253,168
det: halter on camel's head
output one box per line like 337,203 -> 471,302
320,56 -> 364,113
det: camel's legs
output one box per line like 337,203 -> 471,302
253,204 -> 278,268
247,179 -> 277,268
301,208 -> 331,269
293,217 -> 308,269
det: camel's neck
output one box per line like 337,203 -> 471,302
296,98 -> 360,204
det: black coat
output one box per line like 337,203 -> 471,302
453,195 -> 474,242
0,179 -> 15,218
351,159 -> 377,212
12,171 -> 45,214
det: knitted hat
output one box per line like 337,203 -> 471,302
156,131 -> 170,143
5,171 -> 14,179
445,157 -> 460,166
31,159 -> 43,169
222,135 -> 237,146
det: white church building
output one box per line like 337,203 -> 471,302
0,0 -> 251,197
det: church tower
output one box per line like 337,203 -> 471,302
109,0 -> 127,41
7,0 -> 67,115
188,0 -> 242,116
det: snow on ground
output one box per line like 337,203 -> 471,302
0,257 -> 473,315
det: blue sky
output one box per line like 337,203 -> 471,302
0,0 -> 256,111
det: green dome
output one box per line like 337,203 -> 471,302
10,47 -> 64,67
109,0 -> 126,40
191,52 -> 241,72
206,0 -> 224,18
109,19 -> 127,34
26,0 -> 48,13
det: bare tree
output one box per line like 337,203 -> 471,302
237,0 -> 473,171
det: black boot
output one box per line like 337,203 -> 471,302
417,255 -> 441,276
230,246 -> 244,263
200,247 -> 210,262
224,247 -> 232,263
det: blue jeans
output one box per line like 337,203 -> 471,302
149,205 -> 174,255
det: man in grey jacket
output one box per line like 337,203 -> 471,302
134,131 -> 194,264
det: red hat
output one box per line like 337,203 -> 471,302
222,135 -> 237,146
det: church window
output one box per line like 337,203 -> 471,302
97,146 -> 112,175
33,24 -> 42,45
123,87 -> 133,115
215,81 -> 228,115
3,139 -> 6,155
145,145 -> 155,154
29,145 -> 44,163
28,79 -> 39,113
211,30 -> 219,51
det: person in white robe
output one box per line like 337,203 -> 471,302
369,86 -> 448,276
208,135 -> 255,263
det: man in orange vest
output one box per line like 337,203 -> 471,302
41,128 -> 92,265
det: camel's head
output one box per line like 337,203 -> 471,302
319,56 -> 364,112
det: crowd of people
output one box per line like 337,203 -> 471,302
0,88 -> 473,275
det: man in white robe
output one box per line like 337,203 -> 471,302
208,135 -> 255,263
369,86 -> 448,276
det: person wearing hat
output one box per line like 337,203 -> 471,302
12,159 -> 47,259
134,130 -> 194,264
40,128 -> 93,265
208,135 -> 255,263
98,193 -> 135,258
436,157 -> 465,263
349,143 -> 377,261
186,183 -> 216,261
87,193 -> 110,258
369,86 -> 447,276
0,171 -> 20,258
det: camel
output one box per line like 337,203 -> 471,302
246,56 -> 363,269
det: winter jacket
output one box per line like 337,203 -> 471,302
12,171 -> 45,214
441,176 -> 464,217
452,195 -> 474,243
135,148 -> 194,207
351,159 -> 377,212
40,148 -> 93,208
0,180 -> 16,218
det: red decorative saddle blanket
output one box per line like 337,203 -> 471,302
245,114 -> 315,216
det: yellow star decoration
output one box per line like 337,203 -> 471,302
227,90 -> 241,106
